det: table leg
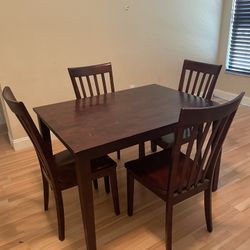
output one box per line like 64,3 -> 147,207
212,149 -> 222,192
75,153 -> 96,250
38,118 -> 52,157
139,142 -> 145,158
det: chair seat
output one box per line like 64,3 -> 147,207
54,150 -> 117,190
125,150 -> 197,196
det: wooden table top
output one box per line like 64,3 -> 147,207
34,84 -> 214,155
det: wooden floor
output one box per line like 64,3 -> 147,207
1,103 -> 250,250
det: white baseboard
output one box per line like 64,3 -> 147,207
11,133 -> 57,151
214,89 -> 250,107
12,136 -> 33,151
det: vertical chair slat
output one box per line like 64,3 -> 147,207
101,73 -> 108,94
185,70 -> 193,93
79,77 -> 87,98
109,71 -> 115,93
178,125 -> 198,192
86,75 -> 94,97
93,74 -> 100,95
71,78 -> 81,99
201,116 -> 230,181
187,122 -> 211,189
202,74 -> 213,99
178,64 -> 187,92
196,124 -> 204,165
194,122 -> 218,186
196,73 -> 206,97
191,72 -> 200,95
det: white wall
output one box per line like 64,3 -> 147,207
0,0 -> 223,145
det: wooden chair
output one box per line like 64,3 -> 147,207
68,62 -> 121,165
150,59 -> 222,153
125,92 -> 243,249
2,86 -> 120,241
68,62 -> 121,192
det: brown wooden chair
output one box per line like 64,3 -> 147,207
150,59 -> 222,153
125,92 -> 243,249
2,86 -> 120,241
68,62 -> 121,192
68,62 -> 121,163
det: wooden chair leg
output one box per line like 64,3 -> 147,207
127,171 -> 134,216
151,140 -> 157,152
165,204 -> 173,250
117,150 -> 121,160
110,171 -> 120,215
93,179 -> 98,190
139,142 -> 145,158
53,190 -> 65,241
204,188 -> 213,232
104,176 -> 110,194
42,174 -> 49,211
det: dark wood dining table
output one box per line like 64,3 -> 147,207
34,84 -> 219,250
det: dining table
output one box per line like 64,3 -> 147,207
33,84 -> 220,250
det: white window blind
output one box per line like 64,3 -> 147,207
226,0 -> 250,75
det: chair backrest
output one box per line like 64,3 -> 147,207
170,92 -> 244,194
2,87 -> 57,187
178,59 -> 222,100
68,62 -> 115,99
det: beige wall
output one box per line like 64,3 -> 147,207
217,0 -> 250,96
0,0 -> 223,142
